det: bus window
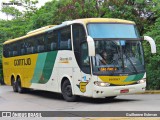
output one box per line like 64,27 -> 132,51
8,44 -> 12,57
73,24 -> 86,52
12,43 -> 18,56
80,42 -> 90,74
72,24 -> 90,74
19,40 -> 26,55
37,35 -> 45,53
3,45 -> 9,57
26,38 -> 36,54
16,40 -> 22,56
46,31 -> 58,51
59,26 -> 71,50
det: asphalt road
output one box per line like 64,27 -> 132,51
0,85 -> 160,112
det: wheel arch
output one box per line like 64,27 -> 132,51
60,75 -> 74,94
11,74 -> 15,85
16,75 -> 20,81
16,74 -> 24,88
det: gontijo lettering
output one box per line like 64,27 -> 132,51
14,58 -> 31,66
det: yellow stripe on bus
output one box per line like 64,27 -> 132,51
98,76 -> 135,85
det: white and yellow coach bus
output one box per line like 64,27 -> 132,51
2,18 -> 156,101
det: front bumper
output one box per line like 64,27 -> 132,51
92,82 -> 146,98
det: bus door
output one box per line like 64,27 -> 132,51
72,24 -> 92,96
73,42 -> 92,97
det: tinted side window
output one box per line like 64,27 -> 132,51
37,35 -> 45,53
72,24 -> 90,74
26,37 -> 36,54
59,26 -> 71,50
12,43 -> 18,56
46,31 -> 58,51
3,45 -> 9,57
8,44 -> 12,57
16,40 -> 23,56
19,40 -> 26,55
8,44 -> 13,57
73,24 -> 86,52
80,42 -> 90,73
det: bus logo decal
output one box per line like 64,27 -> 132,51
77,82 -> 88,93
59,57 -> 72,64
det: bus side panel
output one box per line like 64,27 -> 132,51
54,51 -> 74,93
55,51 -> 94,97
2,57 -> 12,85
30,51 -> 59,92
2,54 -> 38,87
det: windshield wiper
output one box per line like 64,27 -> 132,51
125,53 -> 138,74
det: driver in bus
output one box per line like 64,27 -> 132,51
84,51 -> 107,66
93,50 -> 107,66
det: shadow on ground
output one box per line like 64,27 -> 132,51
18,89 -> 140,104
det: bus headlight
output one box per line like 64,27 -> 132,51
137,79 -> 146,84
94,81 -> 110,87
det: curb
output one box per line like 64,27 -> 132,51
144,90 -> 160,94
137,90 -> 160,94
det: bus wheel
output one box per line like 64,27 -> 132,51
0,78 -> 5,85
62,80 -> 77,102
17,77 -> 25,93
11,77 -> 18,92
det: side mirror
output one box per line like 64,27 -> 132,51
144,36 -> 156,54
87,36 -> 95,56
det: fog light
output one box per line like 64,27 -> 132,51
137,79 -> 146,84
94,81 -> 110,87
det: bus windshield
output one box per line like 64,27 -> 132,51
91,40 -> 145,75
87,23 -> 139,38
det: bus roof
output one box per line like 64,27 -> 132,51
3,25 -> 56,45
3,18 -> 135,45
46,18 -> 135,32
75,18 -> 135,24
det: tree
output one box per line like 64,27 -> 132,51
27,0 -> 59,30
143,20 -> 160,90
1,6 -> 22,20
19,0 -> 38,19
51,0 -> 157,35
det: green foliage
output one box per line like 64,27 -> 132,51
27,0 -> 58,30
99,0 -> 155,34
1,6 -> 22,19
51,0 -> 99,22
143,17 -> 160,90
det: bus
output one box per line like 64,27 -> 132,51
2,18 -> 156,102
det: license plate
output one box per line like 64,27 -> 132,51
120,89 -> 129,93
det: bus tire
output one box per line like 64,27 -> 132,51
0,78 -> 5,85
62,80 -> 77,102
17,77 -> 25,93
11,77 -> 18,92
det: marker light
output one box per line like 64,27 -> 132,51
94,81 -> 110,87
137,79 -> 146,84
